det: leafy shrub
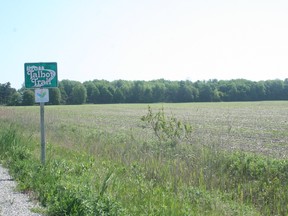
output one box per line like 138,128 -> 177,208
141,106 -> 192,146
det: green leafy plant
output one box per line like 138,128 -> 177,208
141,106 -> 192,146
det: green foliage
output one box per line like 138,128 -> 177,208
219,152 -> 288,215
141,106 -> 192,146
22,89 -> 35,106
83,81 -> 99,104
59,80 -> 82,104
48,88 -> 61,105
97,85 -> 114,104
71,84 -> 87,105
0,125 -> 124,215
2,78 -> 288,106
7,91 -> 22,106
59,85 -> 68,104
0,123 -> 20,156
0,82 -> 16,105
4,78 -> 288,106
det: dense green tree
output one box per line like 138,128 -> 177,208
128,81 -> 145,103
227,82 -> 238,101
112,80 -> 132,103
22,90 -> 35,106
211,89 -> 222,102
165,81 -> 179,102
152,82 -> 166,102
143,86 -> 153,103
59,80 -> 82,104
7,92 -> 22,106
284,79 -> 288,100
199,84 -> 214,102
0,82 -> 16,105
57,78 -> 288,103
113,87 -> 126,103
265,80 -> 285,100
90,85 -> 100,104
59,86 -> 68,104
5,77 -> 288,106
97,85 -> 113,103
249,81 -> 266,100
177,81 -> 198,102
48,88 -> 61,105
71,84 -> 87,104
234,80 -> 251,101
84,81 -> 99,104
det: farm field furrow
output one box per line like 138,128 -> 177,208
1,101 -> 288,157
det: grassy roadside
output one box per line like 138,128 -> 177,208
0,103 -> 288,215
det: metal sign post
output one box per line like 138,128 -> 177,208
35,88 -> 49,164
24,62 -> 58,165
40,102 -> 46,164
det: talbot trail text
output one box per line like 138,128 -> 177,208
26,65 -> 56,87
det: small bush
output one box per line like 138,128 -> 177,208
141,106 -> 192,146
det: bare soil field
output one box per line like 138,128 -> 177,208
1,101 -> 287,157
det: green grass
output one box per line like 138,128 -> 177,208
1,102 -> 288,215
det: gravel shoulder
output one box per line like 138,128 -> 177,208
0,164 -> 42,216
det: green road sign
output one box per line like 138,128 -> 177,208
24,62 -> 58,88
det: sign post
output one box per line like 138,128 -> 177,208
35,88 -> 49,164
24,62 -> 58,165
40,102 -> 45,164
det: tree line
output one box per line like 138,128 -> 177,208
1,78 -> 288,106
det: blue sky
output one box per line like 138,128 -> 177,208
1,0 -> 288,89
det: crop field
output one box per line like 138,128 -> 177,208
1,101 -> 288,157
1,101 -> 288,215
